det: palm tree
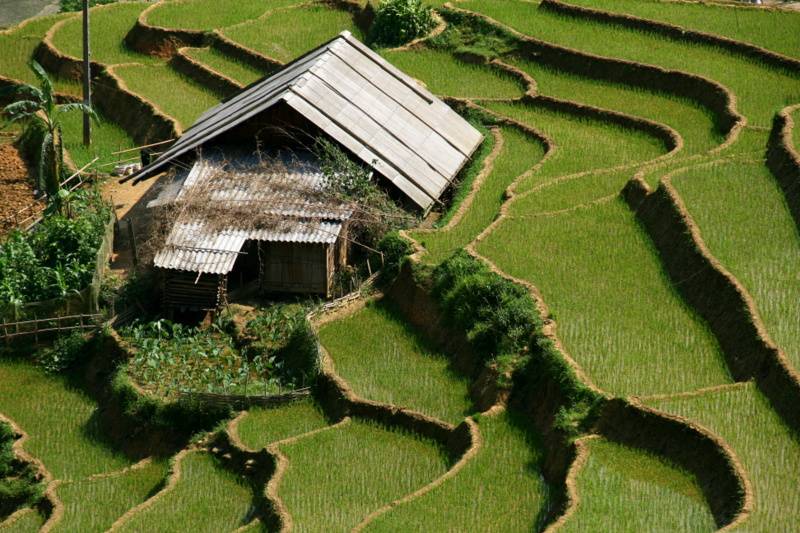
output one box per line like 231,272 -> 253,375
2,61 -> 96,196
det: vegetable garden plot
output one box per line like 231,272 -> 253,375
380,48 -> 524,99
366,409 -> 550,532
461,0 -> 800,127
221,5 -> 365,64
318,300 -> 472,425
183,47 -> 265,87
672,159 -> 800,373
236,400 -> 330,451
565,0 -> 800,59
413,125 -> 546,264
562,438 -> 716,532
649,383 -> 800,530
279,419 -> 450,532
477,198 -> 731,397
113,64 -> 220,130
117,451 -> 254,533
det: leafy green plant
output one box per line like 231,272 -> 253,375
0,188 -> 111,312
431,251 -> 539,361
36,331 -> 88,374
374,231 -> 412,285
0,421 -> 43,519
369,0 -> 435,47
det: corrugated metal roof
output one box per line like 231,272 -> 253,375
152,155 -> 347,274
130,31 -> 483,210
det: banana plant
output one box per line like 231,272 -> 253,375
2,61 -> 97,197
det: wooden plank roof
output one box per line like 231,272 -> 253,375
130,31 -> 483,210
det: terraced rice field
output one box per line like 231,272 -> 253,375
220,5 -> 364,64
672,160 -> 800,372
649,383 -> 800,529
366,409 -> 550,532
116,451 -> 254,533
236,400 -> 330,451
318,300 -> 473,425
566,0 -> 800,59
1,0 -> 800,529
562,438 -> 716,532
278,418 -> 450,531
182,47 -> 266,87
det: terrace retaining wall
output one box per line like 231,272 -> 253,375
595,398 -> 751,528
170,48 -> 241,98
124,3 -> 206,58
625,176 -> 800,435
766,104 -> 800,232
540,0 -> 800,73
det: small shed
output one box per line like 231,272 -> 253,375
150,153 -> 352,309
127,30 -> 483,309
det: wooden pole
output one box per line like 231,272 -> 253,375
82,0 -> 91,147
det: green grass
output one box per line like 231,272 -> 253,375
221,5 -> 365,63
566,0 -> 800,59
366,409 -> 550,532
793,107 -> 800,153
0,14 -> 80,96
380,48 -> 524,99
672,159 -> 800,373
114,64 -> 220,129
118,451 -> 254,533
0,358 -> 133,480
413,125 -> 546,263
0,508 -> 45,532
461,0 -> 800,127
478,198 -> 731,397
50,2 -> 159,66
183,46 -> 266,87
505,56 -> 723,156
61,110 -> 136,169
279,418 -> 450,531
481,100 -> 665,206
147,0 -> 303,32
236,400 -> 330,450
561,438 -> 716,532
649,382 -> 800,530
56,459 -> 168,533
319,300 -> 472,425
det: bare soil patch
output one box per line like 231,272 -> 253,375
0,141 -> 43,237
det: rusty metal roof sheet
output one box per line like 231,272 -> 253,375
130,31 -> 483,210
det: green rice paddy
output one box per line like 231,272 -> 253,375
566,0 -> 800,59
147,0 -> 303,32
183,46 -> 266,87
221,5 -> 364,64
236,400 -> 330,450
117,451 -> 254,533
319,300 -> 473,425
649,383 -> 800,530
562,438 -> 716,532
278,418 -> 450,531
366,409 -> 550,532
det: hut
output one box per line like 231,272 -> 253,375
128,30 -> 483,310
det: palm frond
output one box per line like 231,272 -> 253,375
29,61 -> 54,115
58,103 -> 100,123
2,100 -> 42,122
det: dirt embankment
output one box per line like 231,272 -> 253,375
0,143 -> 43,236
767,104 -> 800,231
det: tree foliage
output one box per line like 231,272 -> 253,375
369,0 -> 436,47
